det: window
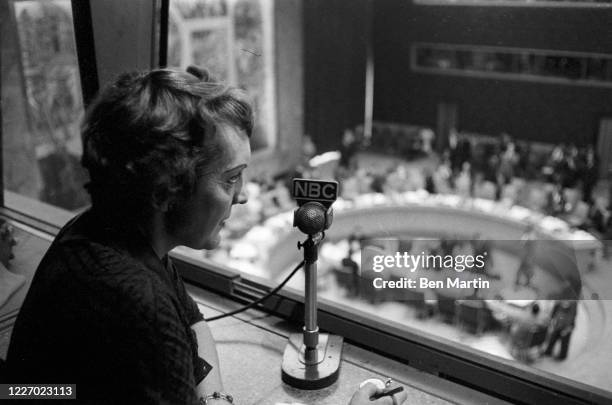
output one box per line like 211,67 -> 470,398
164,3 -> 612,402
2,0 -> 88,220
167,0 -> 276,152
2,1 -> 611,403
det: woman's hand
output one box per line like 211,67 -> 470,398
348,382 -> 408,405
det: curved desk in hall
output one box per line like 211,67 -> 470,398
234,193 -> 601,296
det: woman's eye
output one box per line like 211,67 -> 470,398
227,173 -> 242,184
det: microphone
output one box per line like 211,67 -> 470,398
293,201 -> 333,235
281,179 -> 343,390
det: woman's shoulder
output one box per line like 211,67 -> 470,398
35,211 -> 181,313
41,237 -> 173,310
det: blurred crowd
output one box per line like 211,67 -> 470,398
215,126 -> 612,260
210,127 -> 602,364
330,128 -> 612,244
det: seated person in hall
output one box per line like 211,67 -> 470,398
509,303 -> 547,363
6,67 -> 405,405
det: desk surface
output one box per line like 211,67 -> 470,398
188,285 -> 510,405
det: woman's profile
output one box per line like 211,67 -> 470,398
6,66 -> 406,405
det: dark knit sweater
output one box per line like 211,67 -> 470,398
6,209 -> 210,404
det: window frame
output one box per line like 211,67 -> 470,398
1,1 -> 611,403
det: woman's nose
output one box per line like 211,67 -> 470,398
234,187 -> 248,205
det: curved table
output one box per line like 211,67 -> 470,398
234,193 -> 600,295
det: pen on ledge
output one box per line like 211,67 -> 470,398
370,386 -> 404,400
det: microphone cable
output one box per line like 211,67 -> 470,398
205,260 -> 305,322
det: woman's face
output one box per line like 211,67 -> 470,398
167,124 -> 251,250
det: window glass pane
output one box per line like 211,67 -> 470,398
1,0 -> 609,399
168,0 -> 275,152
166,1 -> 612,396
1,0 -> 88,214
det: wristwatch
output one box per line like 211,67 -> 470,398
201,392 -> 234,404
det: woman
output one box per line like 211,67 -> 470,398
7,67 -> 405,405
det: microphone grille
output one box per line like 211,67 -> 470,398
294,202 -> 327,235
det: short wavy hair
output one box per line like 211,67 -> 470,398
81,66 -> 253,222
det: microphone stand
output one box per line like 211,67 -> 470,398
281,232 -> 343,389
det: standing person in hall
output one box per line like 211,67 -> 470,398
343,249 -> 361,298
579,146 -> 598,203
345,228 -> 365,297
455,161 -> 473,198
424,167 -> 436,194
455,133 -> 473,174
300,134 -> 317,167
339,128 -> 360,172
515,223 -> 537,288
433,152 -> 453,193
544,300 -> 578,360
498,140 -> 517,187
546,181 -> 567,217
6,67 -> 405,405
471,233 -> 496,279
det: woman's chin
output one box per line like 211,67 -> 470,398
200,236 -> 221,251
180,229 -> 222,251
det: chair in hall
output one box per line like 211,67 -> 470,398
510,323 -> 548,363
455,300 -> 493,335
397,288 -> 428,319
381,275 -> 428,317
436,291 -> 457,324
361,273 -> 386,304
529,325 -> 548,349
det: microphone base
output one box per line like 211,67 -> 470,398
281,333 -> 343,389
